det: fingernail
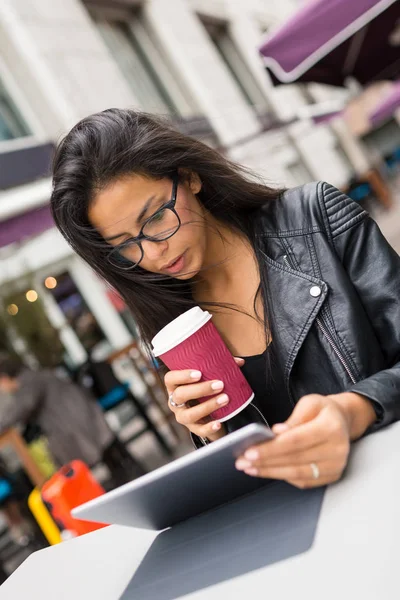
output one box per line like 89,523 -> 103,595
212,422 -> 221,431
244,449 -> 259,460
245,468 -> 258,476
273,423 -> 288,434
216,394 -> 229,405
235,459 -> 252,470
211,381 -> 224,391
190,370 -> 202,379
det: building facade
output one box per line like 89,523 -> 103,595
0,0 -> 372,367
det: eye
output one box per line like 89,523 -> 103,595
108,237 -> 135,257
148,209 -> 166,224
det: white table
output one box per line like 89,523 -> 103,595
2,422 -> 399,600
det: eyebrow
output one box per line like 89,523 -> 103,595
104,195 -> 156,241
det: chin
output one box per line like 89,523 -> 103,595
174,251 -> 202,280
175,270 -> 198,280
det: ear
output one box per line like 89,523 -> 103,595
189,172 -> 202,195
179,169 -> 202,195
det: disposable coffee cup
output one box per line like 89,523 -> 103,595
152,307 -> 254,422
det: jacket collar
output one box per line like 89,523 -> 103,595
260,250 -> 328,399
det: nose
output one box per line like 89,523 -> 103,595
141,239 -> 168,263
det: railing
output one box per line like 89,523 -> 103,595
106,342 -> 180,442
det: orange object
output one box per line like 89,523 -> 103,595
41,460 -> 108,537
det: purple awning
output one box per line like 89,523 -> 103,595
0,204 -> 54,248
369,80 -> 400,125
259,0 -> 399,86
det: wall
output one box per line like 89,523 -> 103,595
0,0 -> 136,138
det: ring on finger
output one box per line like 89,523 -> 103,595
169,393 -> 186,409
310,462 -> 320,480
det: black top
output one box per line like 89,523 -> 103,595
240,350 -> 293,426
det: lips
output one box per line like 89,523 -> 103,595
162,253 -> 186,274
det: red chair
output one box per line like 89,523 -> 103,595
41,461 -> 107,538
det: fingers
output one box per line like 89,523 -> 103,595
233,357 -> 245,367
190,420 -> 226,440
235,427 -> 349,474
172,379 -> 225,407
244,405 -> 348,464
164,369 -> 202,394
272,406 -> 349,458
238,420 -> 325,464
287,476 -> 338,489
283,394 -> 325,429
165,371 -> 229,440
270,394 -> 328,435
236,459 -> 343,485
235,397 -> 351,488
236,442 -> 336,468
175,394 -> 229,426
165,357 -> 244,442
164,356 -> 244,395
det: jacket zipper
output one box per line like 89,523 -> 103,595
313,317 -> 357,384
282,255 -> 357,385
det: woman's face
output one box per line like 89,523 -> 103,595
88,173 -> 208,279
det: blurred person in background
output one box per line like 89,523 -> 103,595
50,108 -> 400,490
0,355 -> 146,490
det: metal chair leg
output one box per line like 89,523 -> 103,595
127,393 -> 174,456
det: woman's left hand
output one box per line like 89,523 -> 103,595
235,392 -> 377,488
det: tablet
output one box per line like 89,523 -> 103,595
72,423 -> 274,531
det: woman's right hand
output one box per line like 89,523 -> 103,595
165,357 -> 245,442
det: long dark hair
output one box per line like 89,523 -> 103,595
51,108 -> 282,351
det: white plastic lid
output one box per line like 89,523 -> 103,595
151,306 -> 212,356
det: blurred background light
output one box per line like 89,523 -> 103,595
26,290 -> 38,302
45,277 -> 57,290
7,304 -> 19,316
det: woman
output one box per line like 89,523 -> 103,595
51,108 -> 400,489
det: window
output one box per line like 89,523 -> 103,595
46,271 -> 106,354
203,19 -> 269,114
94,12 -> 199,117
0,78 -> 29,142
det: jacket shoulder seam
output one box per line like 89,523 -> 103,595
319,182 -> 367,239
333,215 -> 370,241
257,226 -> 322,238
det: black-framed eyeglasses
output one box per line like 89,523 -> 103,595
106,174 -> 180,270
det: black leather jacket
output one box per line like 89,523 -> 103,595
193,181 -> 400,446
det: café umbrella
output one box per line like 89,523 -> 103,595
259,0 -> 400,87
369,79 -> 400,126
